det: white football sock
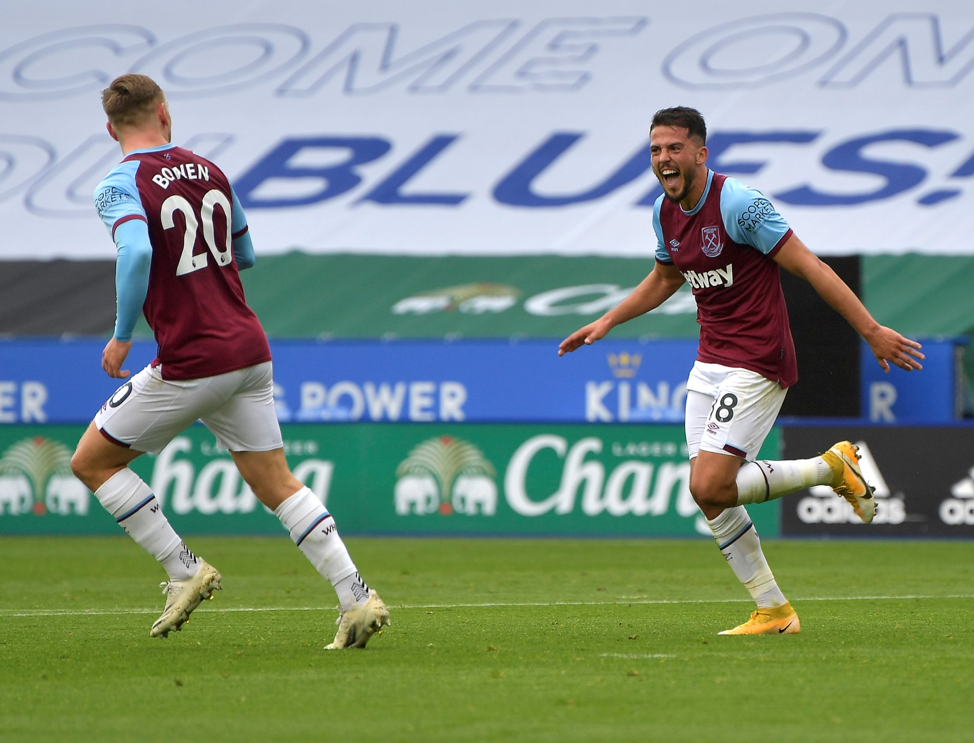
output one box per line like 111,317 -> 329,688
735,457 -> 833,505
94,468 -> 200,582
274,487 -> 365,610
706,506 -> 786,609
334,572 -> 372,609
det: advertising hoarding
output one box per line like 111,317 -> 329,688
781,426 -> 974,537
3,1 -> 974,260
0,423 -> 781,538
0,338 -> 698,424
1,337 -> 961,425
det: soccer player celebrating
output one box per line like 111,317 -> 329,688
558,106 -> 924,635
70,74 -> 389,648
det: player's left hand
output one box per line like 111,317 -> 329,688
102,338 -> 133,378
867,326 -> 924,373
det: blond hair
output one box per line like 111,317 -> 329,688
101,74 -> 164,129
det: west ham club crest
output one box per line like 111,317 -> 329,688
701,226 -> 723,257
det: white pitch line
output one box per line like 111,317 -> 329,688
600,653 -> 676,659
1,593 -> 971,619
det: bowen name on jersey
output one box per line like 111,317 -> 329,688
152,162 -> 211,190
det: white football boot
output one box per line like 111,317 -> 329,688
150,560 -> 222,638
326,591 -> 390,649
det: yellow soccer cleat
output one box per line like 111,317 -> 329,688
718,602 -> 801,636
821,441 -> 876,524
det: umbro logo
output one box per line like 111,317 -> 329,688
669,239 -> 680,249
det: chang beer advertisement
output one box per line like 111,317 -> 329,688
0,425 -> 328,535
324,424 -> 782,538
1,423 -> 780,537
0,429 -> 93,531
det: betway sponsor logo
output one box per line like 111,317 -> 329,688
796,440 -> 906,524
681,264 -> 733,290
151,436 -> 333,515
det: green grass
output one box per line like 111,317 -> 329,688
1,536 -> 972,743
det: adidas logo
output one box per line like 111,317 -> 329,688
950,469 -> 974,497
798,440 -> 905,524
941,467 -> 974,525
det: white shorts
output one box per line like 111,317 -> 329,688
94,361 -> 284,455
684,361 -> 786,461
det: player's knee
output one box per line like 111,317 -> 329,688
689,473 -> 736,509
70,450 -> 96,489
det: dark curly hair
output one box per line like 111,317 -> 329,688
650,106 -> 707,144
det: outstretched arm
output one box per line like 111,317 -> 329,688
773,234 -> 924,372
558,262 -> 686,356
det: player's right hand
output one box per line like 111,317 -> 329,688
102,338 -> 133,378
558,319 -> 610,356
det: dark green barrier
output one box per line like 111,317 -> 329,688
0,424 -> 780,538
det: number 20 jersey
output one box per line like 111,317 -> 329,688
95,145 -> 271,381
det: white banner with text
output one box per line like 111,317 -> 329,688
2,0 -> 973,258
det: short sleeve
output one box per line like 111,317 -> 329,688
720,177 -> 791,255
652,196 -> 671,263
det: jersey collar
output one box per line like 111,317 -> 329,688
126,143 -> 177,156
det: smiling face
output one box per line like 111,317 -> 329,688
650,125 -> 708,209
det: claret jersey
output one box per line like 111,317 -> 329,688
94,144 -> 271,381
653,171 -> 798,388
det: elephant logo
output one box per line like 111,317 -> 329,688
0,437 -> 89,516
395,436 -> 497,516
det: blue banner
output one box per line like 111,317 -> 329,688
272,339 -> 695,424
0,337 -> 959,424
0,338 -> 697,424
859,339 -> 964,423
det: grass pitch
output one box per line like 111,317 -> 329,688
1,536 -> 971,743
